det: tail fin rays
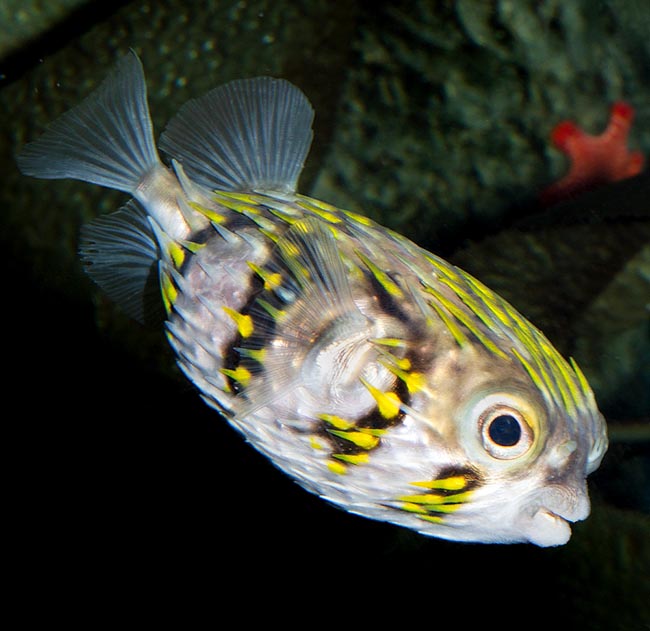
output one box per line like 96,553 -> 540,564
16,51 -> 160,193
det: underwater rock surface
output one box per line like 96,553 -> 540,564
312,1 -> 650,242
1,1 -> 648,624
0,0 -> 86,58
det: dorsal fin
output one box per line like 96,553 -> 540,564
159,76 -> 314,194
79,199 -> 163,324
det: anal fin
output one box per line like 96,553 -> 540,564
79,199 -> 162,324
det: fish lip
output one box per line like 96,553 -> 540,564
521,506 -> 574,547
518,483 -> 592,546
539,507 -> 574,525
535,485 -> 591,524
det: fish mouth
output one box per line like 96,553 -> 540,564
523,507 -> 574,547
540,508 -> 573,527
520,485 -> 591,547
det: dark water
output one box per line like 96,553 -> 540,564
2,1 -> 648,626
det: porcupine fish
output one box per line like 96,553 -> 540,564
17,52 -> 608,546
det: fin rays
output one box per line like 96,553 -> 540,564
79,199 -> 162,323
16,51 -> 160,193
232,218 -> 369,416
159,76 -> 314,193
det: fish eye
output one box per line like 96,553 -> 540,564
480,405 -> 534,460
488,414 -> 521,446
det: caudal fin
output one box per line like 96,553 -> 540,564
16,51 -> 160,193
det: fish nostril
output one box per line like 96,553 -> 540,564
547,439 -> 578,469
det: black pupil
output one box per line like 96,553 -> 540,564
488,415 -> 521,446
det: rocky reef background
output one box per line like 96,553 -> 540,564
1,1 -> 648,626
